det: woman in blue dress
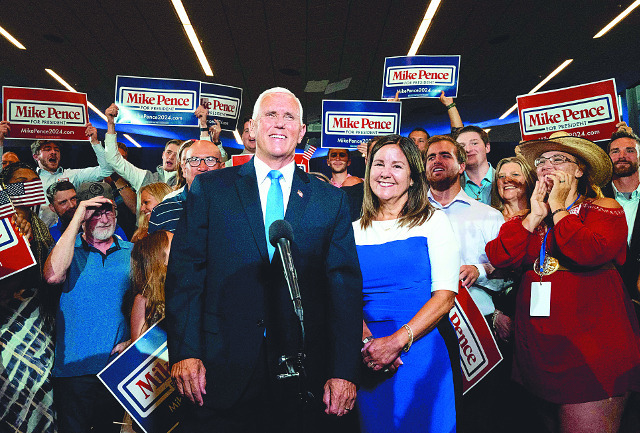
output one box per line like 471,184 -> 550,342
353,135 -> 461,433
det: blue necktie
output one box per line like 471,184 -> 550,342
265,170 -> 284,261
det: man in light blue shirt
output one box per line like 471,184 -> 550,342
456,125 -> 494,205
604,127 -> 640,306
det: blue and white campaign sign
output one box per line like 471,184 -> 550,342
200,82 -> 243,132
98,319 -> 182,433
322,100 -> 401,149
382,55 -> 460,99
115,75 -> 200,126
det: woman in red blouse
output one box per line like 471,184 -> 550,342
486,132 -> 640,433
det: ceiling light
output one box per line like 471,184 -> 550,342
483,128 -> 491,134
233,130 -> 243,145
123,133 -> 142,148
594,0 -> 640,38
45,69 -> 107,121
499,59 -> 573,119
171,0 -> 213,76
0,25 -> 26,50
407,0 -> 442,56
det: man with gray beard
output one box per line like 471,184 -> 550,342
44,181 -> 133,433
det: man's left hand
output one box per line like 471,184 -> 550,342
323,378 -> 356,416
459,265 -> 480,287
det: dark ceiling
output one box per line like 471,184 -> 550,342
1,0 -> 640,149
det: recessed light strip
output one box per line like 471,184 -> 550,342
407,0 -> 442,56
171,0 -> 213,76
123,133 -> 142,148
0,25 -> 26,50
594,0 -> 640,38
499,59 -> 573,120
45,69 -> 108,121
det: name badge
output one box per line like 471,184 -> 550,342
530,282 -> 551,316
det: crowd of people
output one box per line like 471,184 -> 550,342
0,86 -> 639,433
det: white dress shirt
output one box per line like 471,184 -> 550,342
253,155 -> 296,223
428,188 -> 506,315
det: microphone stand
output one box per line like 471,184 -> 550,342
275,239 -> 313,431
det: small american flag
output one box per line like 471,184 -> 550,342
302,144 -> 317,161
5,179 -> 47,207
0,188 -> 16,219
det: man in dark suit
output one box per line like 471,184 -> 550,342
165,87 -> 363,432
603,127 -> 640,310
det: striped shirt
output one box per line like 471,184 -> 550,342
148,187 -> 188,234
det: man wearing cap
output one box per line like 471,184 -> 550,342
603,127 -> 640,309
46,181 -> 129,242
43,181 -> 133,433
31,124 -> 113,228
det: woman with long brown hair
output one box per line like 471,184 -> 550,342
129,230 -> 171,341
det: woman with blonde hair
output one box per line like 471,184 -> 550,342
131,182 -> 172,242
129,230 -> 171,341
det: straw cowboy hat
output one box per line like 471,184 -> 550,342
515,131 -> 612,187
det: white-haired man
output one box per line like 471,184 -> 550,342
166,87 -> 362,432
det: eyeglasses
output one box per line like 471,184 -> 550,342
186,156 -> 220,167
91,208 -> 116,218
534,155 -> 578,167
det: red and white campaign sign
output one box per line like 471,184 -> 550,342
232,154 -> 309,172
0,217 -> 37,281
449,285 -> 503,394
517,79 -> 619,142
2,86 -> 89,141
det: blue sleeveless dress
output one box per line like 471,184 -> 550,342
353,212 -> 460,433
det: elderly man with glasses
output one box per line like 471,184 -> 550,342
43,181 -> 134,433
148,140 -> 223,234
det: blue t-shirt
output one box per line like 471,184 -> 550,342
53,235 -> 132,377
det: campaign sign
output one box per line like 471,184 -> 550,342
0,217 -> 37,281
98,320 -> 182,433
322,100 -> 401,149
200,82 -> 243,131
115,75 -> 200,126
449,285 -> 503,394
517,79 -> 619,142
382,55 -> 460,99
2,86 -> 88,141
232,154 -> 253,166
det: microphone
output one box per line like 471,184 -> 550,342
269,220 -> 304,342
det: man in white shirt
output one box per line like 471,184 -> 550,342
424,134 -> 506,433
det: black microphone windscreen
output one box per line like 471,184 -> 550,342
269,219 -> 294,246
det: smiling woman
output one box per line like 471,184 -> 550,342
354,134 -> 461,433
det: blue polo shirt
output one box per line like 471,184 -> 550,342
463,163 -> 494,205
53,235 -> 132,377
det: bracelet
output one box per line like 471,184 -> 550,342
551,208 -> 566,217
446,102 -> 456,110
401,324 -> 413,352
116,184 -> 130,193
491,310 -> 502,332
200,127 -> 209,132
362,336 -> 374,345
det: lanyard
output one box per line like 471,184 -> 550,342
538,194 -> 581,275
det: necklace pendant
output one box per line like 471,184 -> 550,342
533,256 -> 560,276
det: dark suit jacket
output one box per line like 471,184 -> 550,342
603,182 -> 640,302
165,159 -> 363,410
